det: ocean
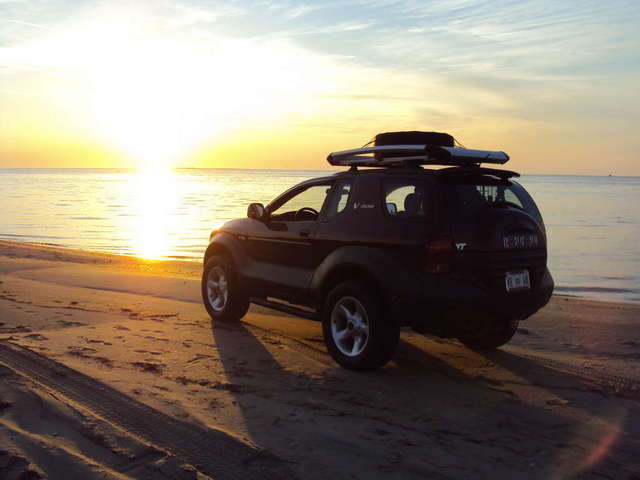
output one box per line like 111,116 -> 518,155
1,168 -> 638,304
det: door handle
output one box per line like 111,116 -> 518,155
299,228 -> 311,237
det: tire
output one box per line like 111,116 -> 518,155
322,281 -> 399,371
202,255 -> 249,322
457,316 -> 519,349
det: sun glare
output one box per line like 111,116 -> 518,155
78,21 -> 326,169
12,10 -> 331,169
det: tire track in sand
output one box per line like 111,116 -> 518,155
0,341 -> 294,480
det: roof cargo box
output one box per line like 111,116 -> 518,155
375,131 -> 454,147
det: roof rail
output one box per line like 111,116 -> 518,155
327,144 -> 509,168
436,166 -> 519,178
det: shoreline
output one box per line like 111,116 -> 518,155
1,238 -> 637,308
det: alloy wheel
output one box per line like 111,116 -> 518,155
206,266 -> 228,312
331,296 -> 370,357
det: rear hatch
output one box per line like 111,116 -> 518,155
442,173 -> 548,294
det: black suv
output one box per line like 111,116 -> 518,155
202,132 -> 554,370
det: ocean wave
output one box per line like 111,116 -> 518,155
0,233 -> 68,240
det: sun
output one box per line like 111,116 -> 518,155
7,7 -> 336,169
88,38 -> 217,169
79,25 -> 326,169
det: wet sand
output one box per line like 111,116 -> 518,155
0,239 -> 639,479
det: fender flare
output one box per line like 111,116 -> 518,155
309,246 -> 416,310
203,232 -> 247,279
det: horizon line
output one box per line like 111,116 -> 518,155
0,166 -> 635,178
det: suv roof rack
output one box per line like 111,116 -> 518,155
327,145 -> 509,168
436,166 -> 519,179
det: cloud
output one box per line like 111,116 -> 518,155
9,20 -> 51,30
0,0 -> 639,173
157,2 -> 248,28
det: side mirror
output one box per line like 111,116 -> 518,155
247,203 -> 266,221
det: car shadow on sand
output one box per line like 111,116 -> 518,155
207,318 -> 636,479
477,347 -> 640,476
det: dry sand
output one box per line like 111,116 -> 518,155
0,239 -> 639,479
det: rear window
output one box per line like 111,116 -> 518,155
449,177 -> 543,223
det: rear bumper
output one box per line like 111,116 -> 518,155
391,267 -> 554,322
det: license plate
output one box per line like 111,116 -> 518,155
502,234 -> 538,249
505,270 -> 530,292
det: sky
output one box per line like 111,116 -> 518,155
0,0 -> 638,175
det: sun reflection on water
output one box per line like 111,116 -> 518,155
128,167 -> 184,260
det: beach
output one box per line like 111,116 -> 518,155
1,239 -> 639,479
2,0 -> 639,477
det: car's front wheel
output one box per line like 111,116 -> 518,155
322,282 -> 399,371
457,315 -> 519,349
202,255 -> 249,322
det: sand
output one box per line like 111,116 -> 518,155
0,239 -> 639,479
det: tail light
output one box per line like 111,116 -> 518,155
425,236 -> 452,273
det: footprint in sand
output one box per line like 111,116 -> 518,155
131,361 -> 165,374
187,354 -> 214,365
23,333 -> 48,341
144,336 -> 170,342
57,320 -> 87,327
81,337 -> 113,346
66,347 -> 114,367
1,325 -> 31,333
68,346 -> 98,354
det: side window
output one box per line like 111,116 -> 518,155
324,180 -> 352,219
270,184 -> 331,222
383,180 -> 430,218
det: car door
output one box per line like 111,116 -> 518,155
312,176 -> 355,259
246,180 -> 333,302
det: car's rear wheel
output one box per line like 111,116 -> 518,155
322,281 -> 399,371
457,315 -> 519,349
202,255 -> 249,322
